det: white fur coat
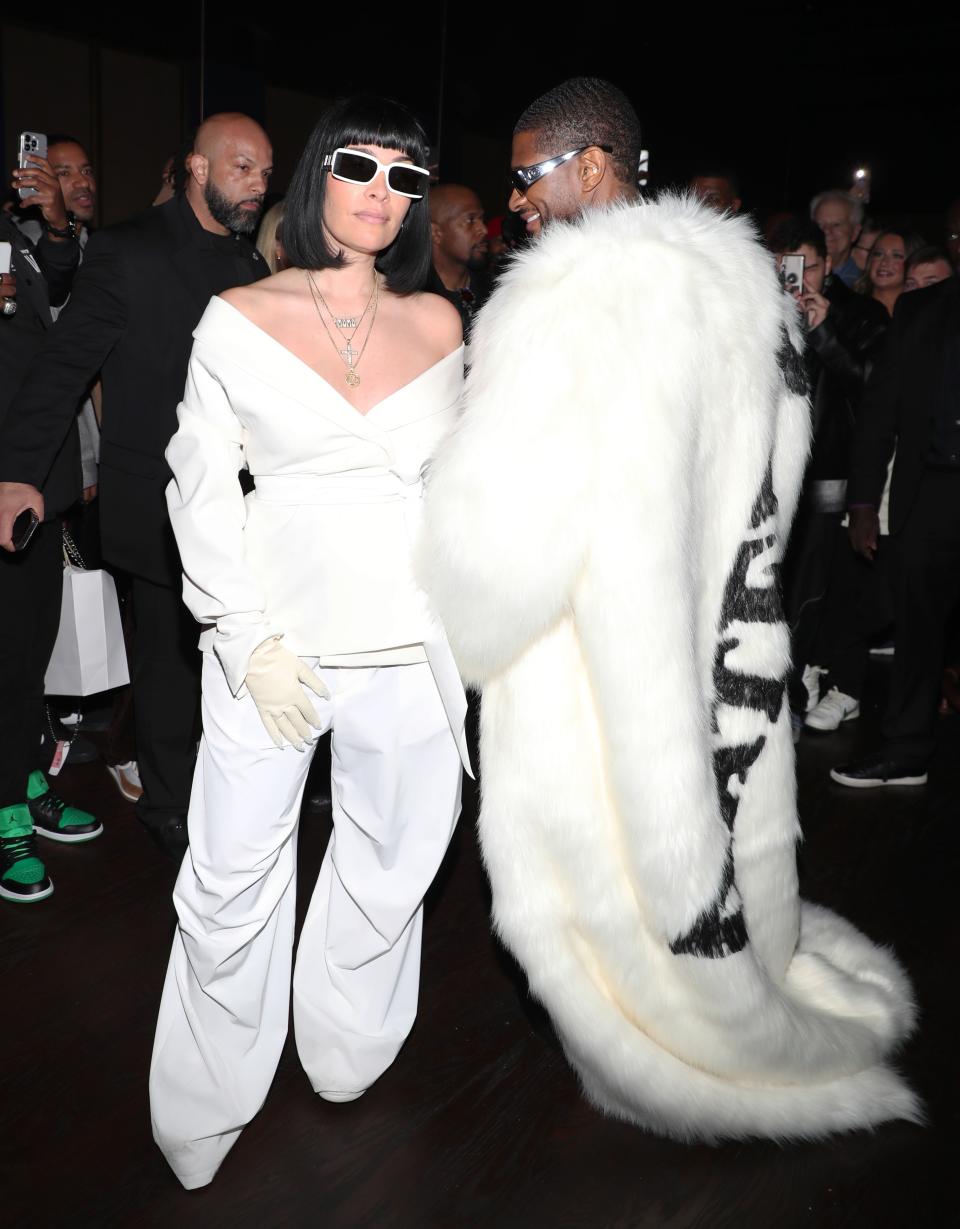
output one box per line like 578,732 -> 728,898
418,196 -> 920,1141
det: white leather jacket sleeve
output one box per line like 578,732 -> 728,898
165,342 -> 278,696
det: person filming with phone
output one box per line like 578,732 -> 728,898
0,150 -> 101,905
0,112 -> 273,863
769,217 -> 888,732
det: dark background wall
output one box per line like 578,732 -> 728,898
2,5 -> 957,237
1,23 -> 333,227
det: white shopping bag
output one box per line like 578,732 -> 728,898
44,565 -> 130,696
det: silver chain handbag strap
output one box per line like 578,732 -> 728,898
62,525 -> 87,569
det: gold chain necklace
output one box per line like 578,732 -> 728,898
309,271 -> 378,337
306,270 -> 380,387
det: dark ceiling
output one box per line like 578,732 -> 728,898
9,2 -> 959,217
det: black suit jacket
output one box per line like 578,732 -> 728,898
0,194 -> 267,583
0,215 -> 81,519
847,277 -> 960,536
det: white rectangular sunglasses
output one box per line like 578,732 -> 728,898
323,148 -> 430,200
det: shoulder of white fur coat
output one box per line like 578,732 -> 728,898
475,193 -> 794,348
419,193 -> 807,685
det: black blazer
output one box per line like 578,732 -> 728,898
0,215 -> 81,519
847,277 -> 960,536
0,194 -> 268,584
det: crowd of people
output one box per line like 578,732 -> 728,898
0,77 -> 954,1185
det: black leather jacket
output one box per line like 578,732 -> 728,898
0,214 -> 81,518
803,276 -> 889,487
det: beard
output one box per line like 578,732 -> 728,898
204,179 -> 263,235
465,244 -> 489,272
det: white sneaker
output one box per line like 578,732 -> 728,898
106,760 -> 143,802
801,664 -> 827,713
805,687 -> 860,731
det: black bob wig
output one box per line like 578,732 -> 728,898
282,94 -> 432,295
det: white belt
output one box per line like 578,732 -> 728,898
253,472 -> 424,506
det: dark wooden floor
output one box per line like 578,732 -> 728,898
2,661 -> 955,1228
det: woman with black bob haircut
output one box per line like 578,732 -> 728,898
150,93 -> 467,1190
283,93 -> 433,293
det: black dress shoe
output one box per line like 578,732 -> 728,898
830,753 -> 928,788
141,815 -> 189,860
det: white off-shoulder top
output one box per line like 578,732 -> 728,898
165,297 -> 467,766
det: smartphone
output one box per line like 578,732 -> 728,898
850,166 -> 871,204
17,131 -> 48,199
12,508 -> 40,552
0,241 -> 11,275
779,253 -> 804,296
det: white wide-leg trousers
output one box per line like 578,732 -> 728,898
149,654 -> 462,1190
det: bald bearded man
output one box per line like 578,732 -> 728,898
0,113 -> 272,858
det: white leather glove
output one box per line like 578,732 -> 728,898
244,638 -> 330,751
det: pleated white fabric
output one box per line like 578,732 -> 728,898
149,655 -> 462,1190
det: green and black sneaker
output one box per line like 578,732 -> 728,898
27,770 -> 103,844
0,803 -> 54,903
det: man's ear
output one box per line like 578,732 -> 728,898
851,222 -> 862,246
430,220 -> 442,245
825,253 -> 833,276
188,153 -> 208,187
579,146 -> 607,196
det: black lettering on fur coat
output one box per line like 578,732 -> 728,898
777,325 -> 809,397
671,462 -> 787,960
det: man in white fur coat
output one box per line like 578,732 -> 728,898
418,78 -> 920,1141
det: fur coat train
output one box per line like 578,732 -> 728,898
417,195 -> 919,1141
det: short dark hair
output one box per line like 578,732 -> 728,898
514,77 -> 642,186
46,133 -> 84,149
690,167 -> 741,198
905,244 -> 952,275
768,216 -> 827,259
282,94 -> 432,295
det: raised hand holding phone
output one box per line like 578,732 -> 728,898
16,132 -> 47,198
11,134 -> 71,238
850,166 -> 871,204
798,290 -> 830,329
